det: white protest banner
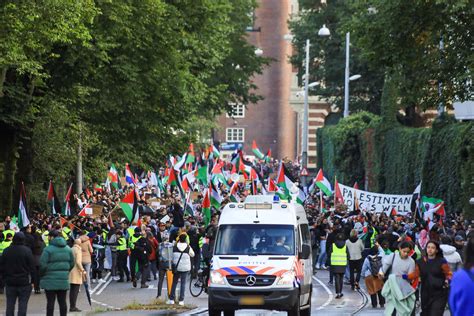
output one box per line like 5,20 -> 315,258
339,184 -> 412,214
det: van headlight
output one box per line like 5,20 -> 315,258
277,270 -> 296,285
210,270 -> 226,285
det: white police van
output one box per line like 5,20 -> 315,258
208,195 -> 313,316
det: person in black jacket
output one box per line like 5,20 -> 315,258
31,225 -> 45,294
0,232 -> 35,316
129,227 -> 151,288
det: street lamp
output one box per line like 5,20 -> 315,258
343,32 -> 362,118
301,25 -> 331,190
255,48 -> 263,56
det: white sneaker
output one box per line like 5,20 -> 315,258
92,279 -> 97,284
178,301 -> 184,306
99,278 -> 106,283
322,265 -> 327,270
315,264 -> 320,270
166,300 -> 174,305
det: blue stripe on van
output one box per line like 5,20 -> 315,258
222,267 -> 238,275
238,266 -> 255,274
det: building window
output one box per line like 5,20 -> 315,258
226,103 -> 245,118
246,10 -> 256,31
226,128 -> 245,142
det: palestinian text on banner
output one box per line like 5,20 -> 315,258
338,183 -> 413,213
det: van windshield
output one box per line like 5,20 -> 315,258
214,224 -> 295,256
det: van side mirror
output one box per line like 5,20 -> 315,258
300,244 -> 311,259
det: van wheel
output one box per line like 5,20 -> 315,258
209,308 -> 221,316
288,301 -> 300,316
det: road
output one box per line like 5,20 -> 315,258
0,269 -> 451,315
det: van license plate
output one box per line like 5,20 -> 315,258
239,296 -> 264,305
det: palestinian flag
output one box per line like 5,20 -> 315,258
211,160 -> 223,174
174,153 -> 187,171
229,181 -> 240,202
125,163 -> 136,184
18,182 -> 30,228
252,140 -> 265,160
421,196 -> 444,213
108,164 -> 119,189
202,189 -> 211,226
168,168 -> 178,186
62,183 -> 73,216
334,177 -> 344,205
47,180 -> 62,215
186,143 -> 195,164
181,176 -> 191,192
196,163 -> 209,185
210,182 -> 222,209
315,169 -> 332,196
94,183 -> 103,192
267,178 -> 277,192
184,193 -> 194,217
276,162 -> 295,199
231,151 -> 247,177
210,144 -> 220,158
120,190 -> 139,224
421,196 -> 445,220
264,149 -> 272,163
296,189 -> 306,205
78,203 -> 92,217
168,169 -> 185,199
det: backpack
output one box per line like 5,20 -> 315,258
369,255 -> 382,277
159,242 -> 173,267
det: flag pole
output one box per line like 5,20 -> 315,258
320,189 -> 323,212
334,176 -> 337,210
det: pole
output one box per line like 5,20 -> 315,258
320,189 -> 323,212
301,39 -> 310,189
438,36 -> 445,116
343,32 -> 350,118
76,124 -> 83,195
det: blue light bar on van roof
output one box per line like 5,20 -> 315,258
273,195 -> 280,203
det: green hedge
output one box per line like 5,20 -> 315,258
317,111 -> 381,185
422,117 -> 474,217
317,114 -> 474,218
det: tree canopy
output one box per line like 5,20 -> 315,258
0,0 -> 267,212
290,0 -> 472,119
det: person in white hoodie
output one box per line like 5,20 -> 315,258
440,236 -> 463,272
167,233 -> 194,306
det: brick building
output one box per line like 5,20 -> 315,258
213,0 -> 297,160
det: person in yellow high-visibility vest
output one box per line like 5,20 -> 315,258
0,232 -> 14,294
329,233 -> 349,299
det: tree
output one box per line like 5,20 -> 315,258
345,0 -> 473,115
289,0 -> 385,115
0,0 -> 267,212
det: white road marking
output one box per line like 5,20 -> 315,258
91,298 -> 120,310
91,272 -> 111,294
95,276 -> 113,295
312,275 -> 334,310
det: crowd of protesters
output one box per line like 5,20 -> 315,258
309,198 -> 474,316
0,158 -> 472,316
